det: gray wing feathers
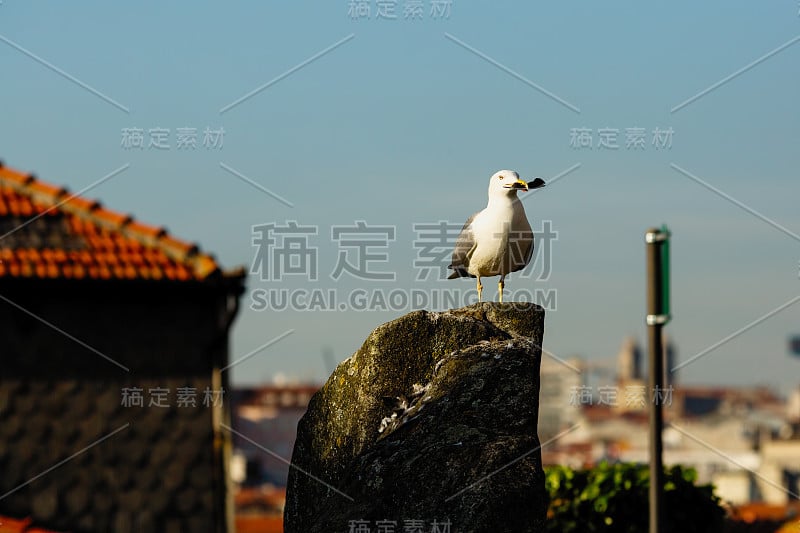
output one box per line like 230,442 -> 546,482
511,231 -> 534,274
447,212 -> 479,279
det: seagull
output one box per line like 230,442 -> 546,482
448,170 -> 545,302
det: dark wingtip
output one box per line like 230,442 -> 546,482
448,267 -> 475,279
528,177 -> 546,189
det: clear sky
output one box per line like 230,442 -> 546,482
2,1 -> 799,393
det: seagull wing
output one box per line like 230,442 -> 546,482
448,211 -> 479,279
510,230 -> 534,274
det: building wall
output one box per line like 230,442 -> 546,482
539,357 -> 582,442
231,386 -> 318,487
758,440 -> 800,504
0,278 -> 238,532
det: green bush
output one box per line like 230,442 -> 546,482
545,462 -> 726,533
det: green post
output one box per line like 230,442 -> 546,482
660,224 -> 671,320
645,225 -> 671,533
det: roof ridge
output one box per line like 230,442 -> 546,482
0,161 -> 223,280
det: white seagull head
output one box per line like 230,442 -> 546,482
487,170 -> 545,199
488,170 -> 527,198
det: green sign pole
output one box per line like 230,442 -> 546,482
645,225 -> 671,533
660,224 -> 671,319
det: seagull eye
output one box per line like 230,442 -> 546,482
498,176 -> 504,180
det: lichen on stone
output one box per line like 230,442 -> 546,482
285,302 -> 547,533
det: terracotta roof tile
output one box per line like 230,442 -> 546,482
0,164 -> 34,187
125,220 -> 167,245
0,513 -> 69,532
91,207 -> 132,228
26,181 -> 67,204
0,162 -> 233,282
194,255 -> 220,279
61,194 -> 100,213
0,515 -> 32,533
158,235 -> 199,261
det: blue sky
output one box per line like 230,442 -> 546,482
1,2 -> 799,393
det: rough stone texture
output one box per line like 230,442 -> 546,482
285,302 -> 546,533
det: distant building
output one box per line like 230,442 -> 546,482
616,334 -> 677,388
231,385 -> 319,487
548,380 -> 796,506
789,335 -> 800,356
759,439 -> 800,504
671,386 -> 783,420
0,162 -> 245,531
616,336 -> 642,382
788,386 -> 800,422
615,337 -> 647,414
539,356 -> 583,442
663,335 -> 677,387
229,385 -> 319,532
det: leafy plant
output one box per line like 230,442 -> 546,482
544,462 -> 725,533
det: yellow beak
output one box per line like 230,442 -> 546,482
504,179 -> 529,191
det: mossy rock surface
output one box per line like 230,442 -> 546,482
285,303 -> 547,533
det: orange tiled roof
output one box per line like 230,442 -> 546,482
0,515 -> 63,533
0,161 -> 227,281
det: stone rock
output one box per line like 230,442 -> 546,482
285,302 -> 547,533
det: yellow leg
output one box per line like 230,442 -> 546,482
498,278 -> 504,303
476,277 -> 483,302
